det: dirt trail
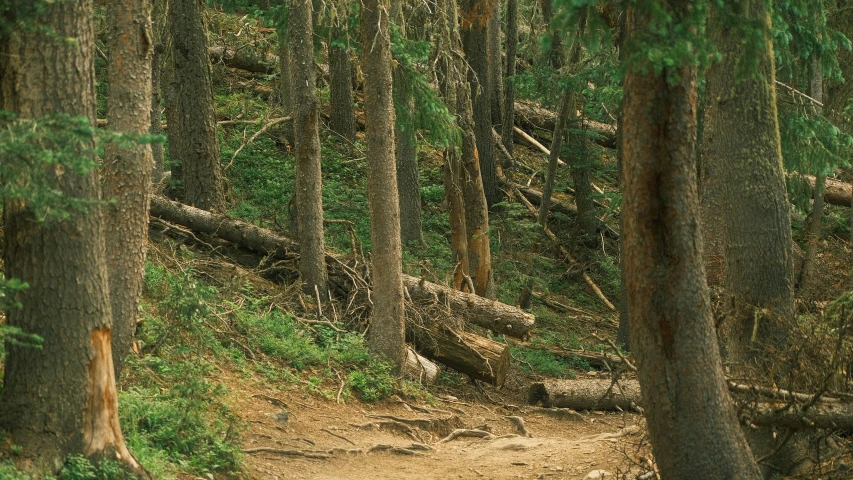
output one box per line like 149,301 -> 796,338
230,376 -> 646,480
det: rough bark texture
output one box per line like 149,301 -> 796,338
528,379 -> 641,411
502,0 -> 518,155
290,0 -> 328,296
105,0 -> 154,379
800,57 -> 825,294
702,0 -> 794,370
411,327 -> 509,386
538,92 -> 572,227
621,2 -> 761,478
392,3 -> 424,245
0,0 -> 139,471
148,196 -> 533,338
461,0 -> 499,206
167,0 -> 227,211
487,0 -> 504,131
361,0 -> 406,369
328,26 -> 356,142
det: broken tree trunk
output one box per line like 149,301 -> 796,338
209,46 -> 275,74
404,346 -> 440,385
410,326 -> 509,386
514,100 -> 616,149
148,196 -> 534,339
528,379 -> 642,411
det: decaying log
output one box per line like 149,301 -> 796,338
514,100 -> 617,149
803,174 -> 852,208
404,346 -> 440,385
528,379 -> 642,412
209,46 -> 275,74
410,326 -> 510,387
403,276 -> 534,340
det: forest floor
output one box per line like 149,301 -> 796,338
224,368 -> 645,480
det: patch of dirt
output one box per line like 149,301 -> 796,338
225,374 -> 646,480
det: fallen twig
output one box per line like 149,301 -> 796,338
243,447 -> 329,459
321,428 -> 355,446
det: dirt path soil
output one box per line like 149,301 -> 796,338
230,375 -> 647,480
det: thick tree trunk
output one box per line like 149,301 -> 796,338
361,0 -> 406,370
0,0 -> 140,472
166,0 -> 227,212
392,4 -> 424,245
461,0 -> 499,206
502,0 -> 518,155
404,346 -> 440,385
208,45 -> 274,74
528,379 -> 641,411
411,326 -> 509,386
487,0 -> 504,131
703,0 -> 794,372
328,26 -> 356,142
105,0 -> 154,379
621,2 -> 761,478
290,0 -> 329,296
148,196 -> 534,338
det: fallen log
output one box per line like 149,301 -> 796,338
802,174 -> 852,208
514,100 -> 616,149
410,326 -> 510,387
404,346 -> 440,385
528,378 -> 642,411
148,196 -> 533,338
209,46 -> 275,74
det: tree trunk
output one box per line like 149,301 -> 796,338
538,91 -> 572,227
166,0 -> 227,212
621,1 -> 761,478
277,37 -> 295,147
502,0 -> 518,155
148,196 -> 535,338
404,346 -> 440,384
392,3 -> 424,245
703,0 -> 794,371
0,0 -> 140,472
799,56 -> 825,295
150,0 -> 168,179
328,25 -> 356,142
528,379 -> 641,411
290,0 -> 329,296
361,0 -> 406,370
437,0 -> 470,291
411,327 -> 509,386
460,0 -> 499,206
487,0 -> 504,131
105,0 -> 154,379
540,0 -> 562,69
208,45 -> 274,73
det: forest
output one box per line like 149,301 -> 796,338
1,0 -> 853,478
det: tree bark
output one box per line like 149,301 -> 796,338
540,0 -> 562,69
528,379 -> 641,411
290,0 -> 329,296
150,0 -> 168,179
361,0 -> 406,370
166,0 -> 227,211
799,56 -> 825,295
328,26 -> 356,142
105,0 -> 154,379
277,36 -> 296,147
404,346 -> 440,385
410,326 -> 509,386
208,45 -> 275,74
702,0 -> 794,371
502,0 -> 518,155
621,1 -> 761,478
392,3 -> 424,245
461,0 -> 499,206
538,92 -> 572,227
487,0 -> 504,131
148,196 -> 534,338
514,99 -> 617,149
0,0 -> 140,471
